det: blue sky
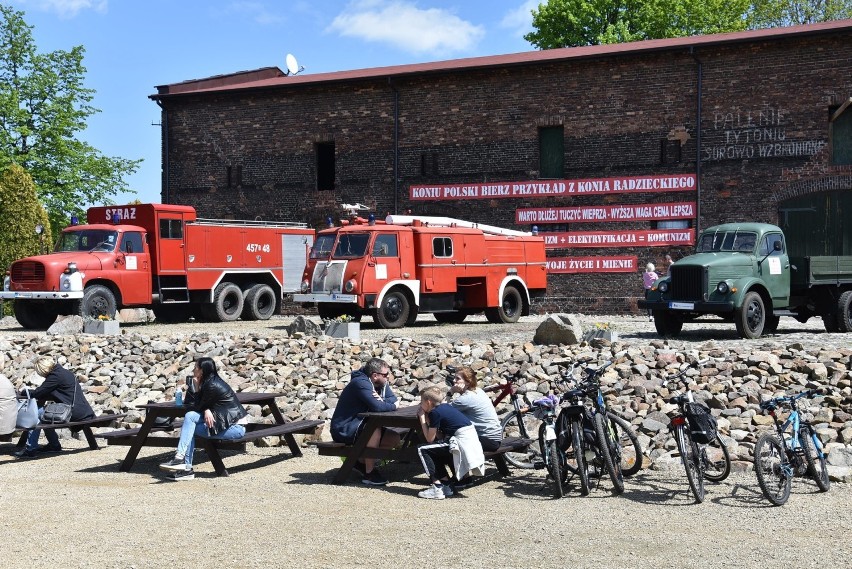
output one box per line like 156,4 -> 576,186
7,0 -> 539,206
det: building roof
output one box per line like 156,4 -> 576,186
152,19 -> 852,99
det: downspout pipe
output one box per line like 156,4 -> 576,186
690,46 -> 702,235
155,99 -> 170,204
388,78 -> 400,215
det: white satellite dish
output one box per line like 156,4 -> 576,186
285,53 -> 300,76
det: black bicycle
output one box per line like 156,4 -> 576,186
666,360 -> 732,503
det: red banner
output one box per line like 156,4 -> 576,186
409,174 -> 696,201
546,256 -> 638,273
543,229 -> 695,249
517,202 -> 696,224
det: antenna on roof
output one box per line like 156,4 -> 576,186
284,53 -> 305,76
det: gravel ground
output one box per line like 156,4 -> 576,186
1,312 -> 850,568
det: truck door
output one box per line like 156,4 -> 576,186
282,233 -> 314,293
758,232 -> 790,308
368,233 -> 402,286
117,231 -> 151,304
157,216 -> 187,274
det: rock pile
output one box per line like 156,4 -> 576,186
2,330 -> 850,480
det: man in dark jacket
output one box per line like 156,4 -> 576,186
159,357 -> 248,480
331,357 -> 400,486
15,356 -> 95,458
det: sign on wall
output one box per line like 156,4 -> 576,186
546,256 -> 638,273
409,174 -> 696,201
517,201 -> 696,224
543,229 -> 695,249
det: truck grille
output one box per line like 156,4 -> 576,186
11,261 -> 45,284
670,266 -> 707,301
311,261 -> 346,293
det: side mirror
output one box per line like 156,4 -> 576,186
773,240 -> 782,251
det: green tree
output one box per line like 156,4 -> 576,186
0,5 -> 141,234
0,162 -> 50,270
750,0 -> 852,27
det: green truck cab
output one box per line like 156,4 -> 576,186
639,222 -> 852,339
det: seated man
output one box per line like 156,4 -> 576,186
330,357 -> 400,486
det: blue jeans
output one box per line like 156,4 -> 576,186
26,408 -> 61,451
175,411 -> 245,467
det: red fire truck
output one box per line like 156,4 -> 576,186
1,203 -> 314,329
293,214 -> 547,328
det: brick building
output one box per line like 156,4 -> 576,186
150,21 -> 852,314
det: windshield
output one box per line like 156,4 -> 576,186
55,229 -> 118,252
309,234 -> 336,259
333,233 -> 370,259
696,231 -> 757,253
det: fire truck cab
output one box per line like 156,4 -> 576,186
293,215 -> 547,328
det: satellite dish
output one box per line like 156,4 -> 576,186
285,53 -> 299,76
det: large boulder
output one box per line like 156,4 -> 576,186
47,315 -> 83,336
286,315 -> 322,336
533,313 -> 583,345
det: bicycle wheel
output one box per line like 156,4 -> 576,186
500,410 -> 542,468
547,438 -> 565,499
607,412 -> 643,477
753,434 -> 792,506
594,412 -> 624,495
675,425 -> 705,503
799,426 -> 830,493
568,416 -> 590,496
702,433 -> 732,482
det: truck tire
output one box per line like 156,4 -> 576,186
242,284 -> 277,321
764,313 -> 780,334
77,285 -> 117,320
376,289 -> 409,329
837,291 -> 852,332
14,300 -> 58,329
211,282 -> 244,322
735,291 -> 765,339
152,304 -> 193,323
652,311 -> 682,337
485,285 -> 523,324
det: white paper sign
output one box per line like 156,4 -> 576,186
375,264 -> 387,280
126,256 -> 137,270
768,257 -> 781,275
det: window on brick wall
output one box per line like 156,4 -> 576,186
316,142 -> 335,191
830,99 -> 852,165
539,126 -> 564,178
660,139 -> 681,164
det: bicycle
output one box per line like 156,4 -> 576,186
753,390 -> 830,506
555,355 -> 642,495
528,393 -> 566,498
666,360 -> 732,504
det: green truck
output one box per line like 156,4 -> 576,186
639,222 -> 852,339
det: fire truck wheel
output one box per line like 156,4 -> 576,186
13,300 -> 58,329
376,290 -> 410,329
211,282 -> 244,322
485,286 -> 523,324
243,284 -> 277,320
78,285 -> 117,320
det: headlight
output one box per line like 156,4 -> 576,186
658,281 -> 669,293
3,275 -> 9,291
716,281 -> 730,294
344,279 -> 356,293
300,279 -> 310,293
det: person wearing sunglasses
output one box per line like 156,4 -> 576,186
330,357 -> 400,486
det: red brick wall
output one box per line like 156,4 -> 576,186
157,32 -> 852,314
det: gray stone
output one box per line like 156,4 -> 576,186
286,315 -> 322,336
533,313 -> 583,345
47,315 -> 84,335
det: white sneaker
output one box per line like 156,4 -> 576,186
159,457 -> 189,472
418,484 -> 446,500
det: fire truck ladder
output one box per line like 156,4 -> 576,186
192,218 -> 309,228
384,215 -> 532,237
157,275 -> 190,303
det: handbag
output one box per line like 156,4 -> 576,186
16,389 -> 39,429
40,381 -> 78,425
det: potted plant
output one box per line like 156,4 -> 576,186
323,314 -> 360,340
83,314 -> 121,335
582,321 -> 618,342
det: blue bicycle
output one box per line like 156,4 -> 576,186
753,390 -> 830,506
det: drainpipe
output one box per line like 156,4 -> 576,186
155,99 -> 170,204
388,78 -> 400,215
689,47 -> 703,235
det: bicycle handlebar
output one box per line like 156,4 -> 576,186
759,389 -> 821,410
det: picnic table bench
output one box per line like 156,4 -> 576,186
96,392 -> 322,476
313,404 -> 533,483
15,413 -> 128,451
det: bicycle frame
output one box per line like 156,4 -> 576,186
766,393 -> 825,462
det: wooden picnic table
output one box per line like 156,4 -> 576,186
97,392 -> 321,476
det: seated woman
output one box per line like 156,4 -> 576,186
159,357 -> 248,480
15,356 -> 95,458
447,366 -> 502,452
